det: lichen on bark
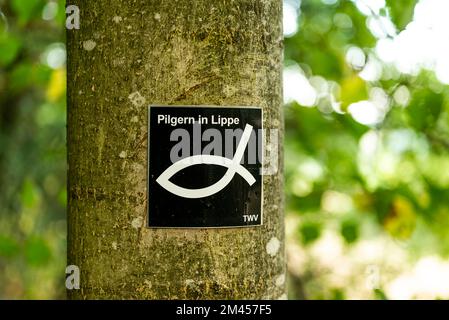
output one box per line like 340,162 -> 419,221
68,0 -> 284,299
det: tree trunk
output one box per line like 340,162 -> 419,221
67,0 -> 284,299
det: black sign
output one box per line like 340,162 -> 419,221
148,106 -> 263,228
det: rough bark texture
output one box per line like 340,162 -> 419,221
68,0 -> 284,299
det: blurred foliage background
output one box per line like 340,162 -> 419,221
0,0 -> 66,299
1,0 -> 449,299
284,0 -> 449,299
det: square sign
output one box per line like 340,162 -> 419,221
148,105 -> 263,228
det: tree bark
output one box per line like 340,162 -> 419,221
68,0 -> 284,299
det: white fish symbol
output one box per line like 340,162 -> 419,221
156,124 -> 256,199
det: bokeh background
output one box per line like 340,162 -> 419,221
1,0 -> 449,299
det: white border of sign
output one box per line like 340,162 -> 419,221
147,105 -> 264,229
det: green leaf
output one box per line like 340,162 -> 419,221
340,75 -> 368,110
299,221 -> 322,245
24,237 -> 51,266
407,88 -> 444,130
33,64 -> 53,85
20,179 -> 40,208
0,236 -> 20,258
55,0 -> 68,26
374,289 -> 388,300
304,48 -> 343,80
341,219 -> 359,244
0,34 -> 21,66
386,0 -> 418,31
384,196 -> 417,240
331,289 -> 346,300
11,0 -> 45,25
58,188 -> 67,207
9,63 -> 33,91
